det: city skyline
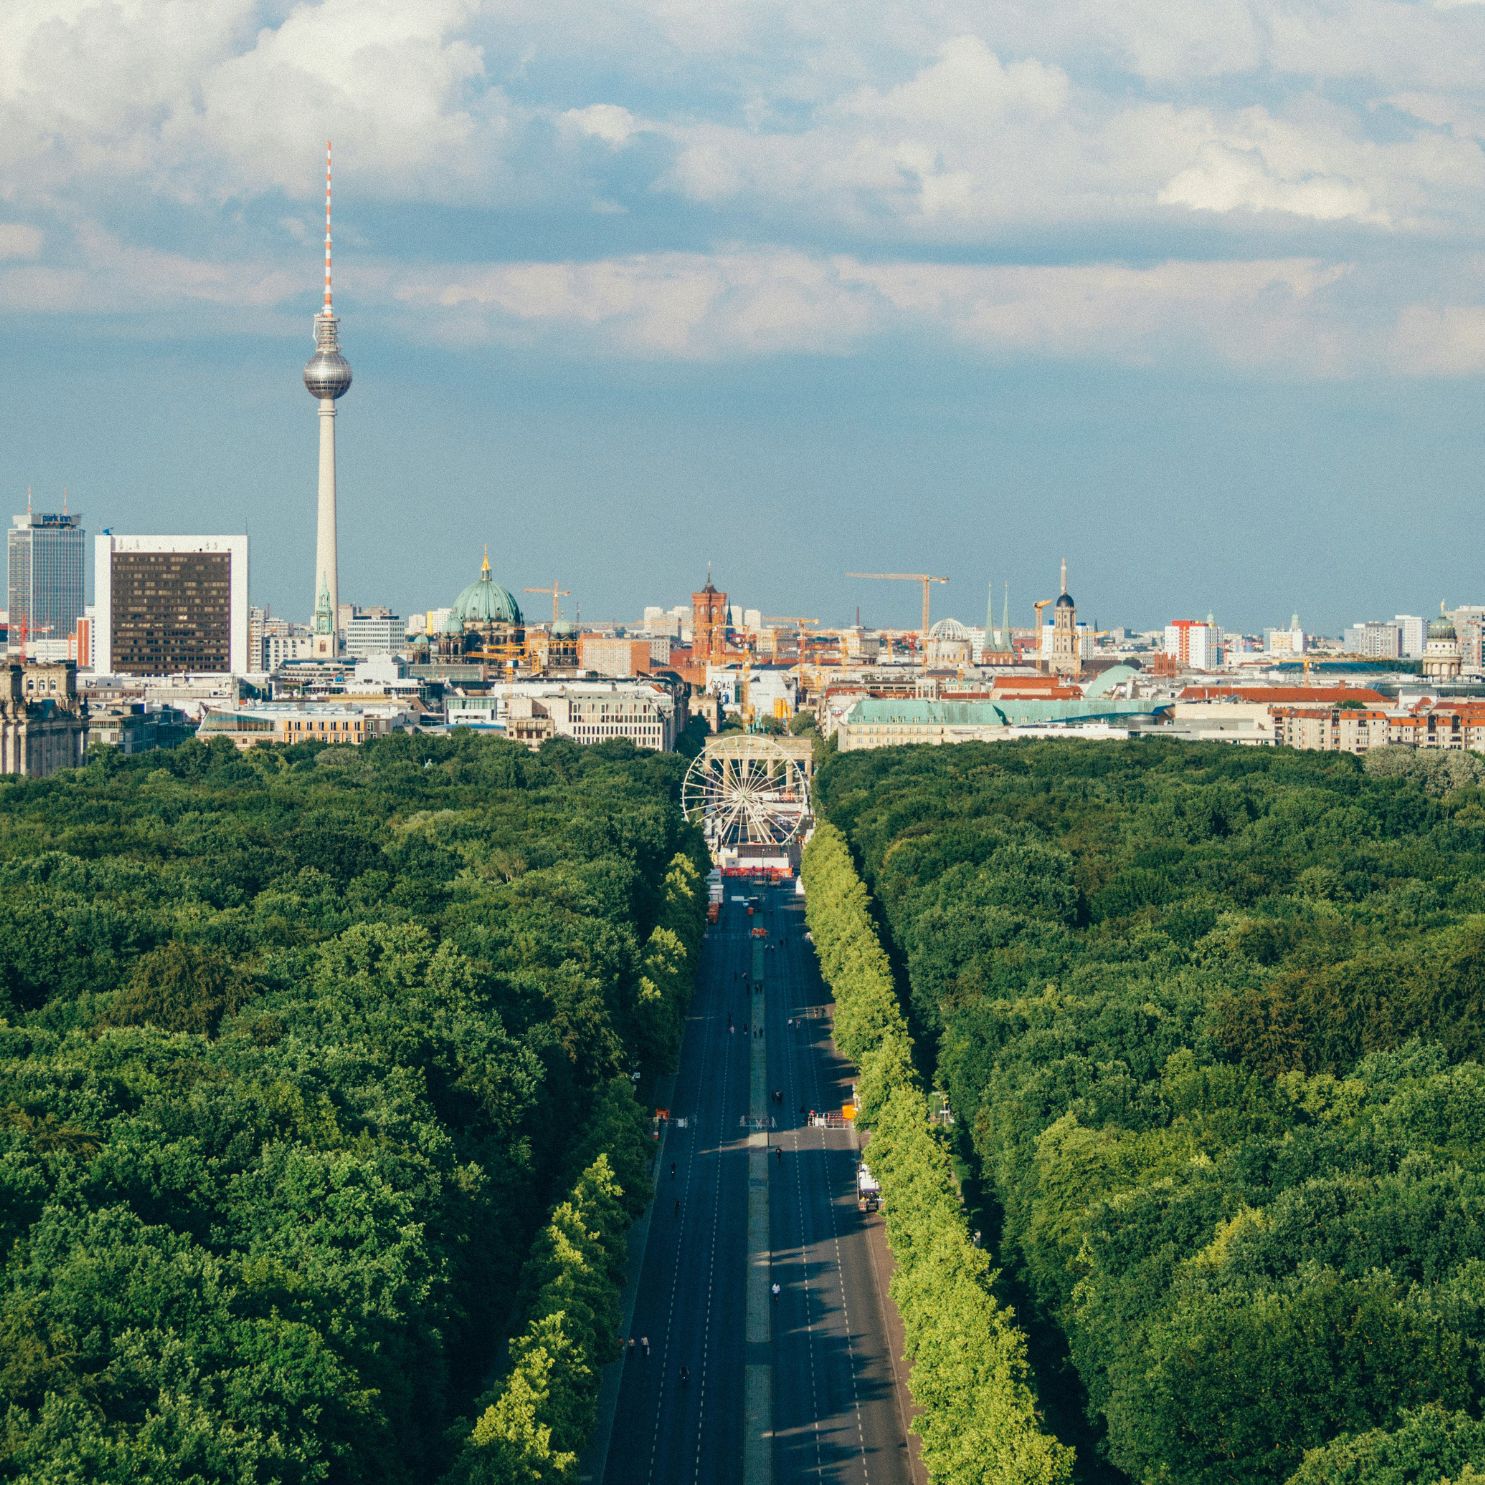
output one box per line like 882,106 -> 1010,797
2,3 -> 1484,633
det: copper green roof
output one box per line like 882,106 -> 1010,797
450,550 -> 522,627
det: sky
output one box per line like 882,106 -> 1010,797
1,0 -> 1484,635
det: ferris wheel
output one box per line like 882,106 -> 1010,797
681,736 -> 812,850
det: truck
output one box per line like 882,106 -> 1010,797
706,870 -> 724,924
856,1162 -> 882,1213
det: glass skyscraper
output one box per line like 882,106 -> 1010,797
8,510 -> 85,651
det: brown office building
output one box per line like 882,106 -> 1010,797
94,535 -> 249,675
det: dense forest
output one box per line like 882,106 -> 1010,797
819,740 -> 1485,1485
0,733 -> 704,1484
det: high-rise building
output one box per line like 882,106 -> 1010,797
93,535 -> 249,676
8,503 -> 84,657
344,609 -> 405,657
1395,615 -> 1426,659
302,142 -> 352,658
1165,618 -> 1222,670
1342,620 -> 1403,659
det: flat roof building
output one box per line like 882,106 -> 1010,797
94,535 -> 249,676
8,507 -> 84,656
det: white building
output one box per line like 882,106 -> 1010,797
1165,619 -> 1221,670
344,611 -> 405,657
1395,615 -> 1426,659
93,534 -> 249,676
446,679 -> 683,751
1343,620 -> 1403,659
1265,616 -> 1308,658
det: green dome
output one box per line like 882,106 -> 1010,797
451,553 -> 522,627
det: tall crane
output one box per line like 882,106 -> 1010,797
522,580 -> 571,627
846,573 -> 948,666
1032,597 -> 1053,669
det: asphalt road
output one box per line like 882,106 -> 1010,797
764,886 -> 915,1485
602,881 -> 912,1485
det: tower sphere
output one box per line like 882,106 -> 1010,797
304,336 -> 352,399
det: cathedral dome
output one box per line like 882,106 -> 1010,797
451,551 -> 522,627
1428,614 -> 1457,641
1055,592 -> 1075,609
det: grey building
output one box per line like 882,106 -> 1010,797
8,508 -> 84,654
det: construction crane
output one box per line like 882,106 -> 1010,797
1032,598 -> 1053,669
522,580 -> 571,628
846,573 -> 947,666
761,616 -> 818,663
11,616 -> 53,664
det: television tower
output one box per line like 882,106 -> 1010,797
302,141 -> 352,654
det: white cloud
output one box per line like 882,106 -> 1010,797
0,224 -> 43,259
385,246 -> 1371,374
1159,141 -> 1385,224
560,104 -> 640,147
1389,302 -> 1485,373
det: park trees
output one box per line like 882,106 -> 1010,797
817,740 -> 1485,1483
0,733 -> 702,1483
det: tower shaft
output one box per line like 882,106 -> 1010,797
316,399 -> 339,628
302,141 -> 350,651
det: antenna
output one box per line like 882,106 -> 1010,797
323,140 -> 334,315
26,485 -> 32,517
62,486 -> 69,515
1060,555 -> 1067,595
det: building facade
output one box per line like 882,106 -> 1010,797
1048,560 -> 1082,678
93,535 -> 249,676
1342,620 -> 1403,660
691,570 -> 729,664
577,634 -> 652,677
87,701 -> 194,754
344,609 -> 405,657
0,660 -> 87,776
446,679 -> 683,751
197,701 -> 415,748
1165,618 -> 1222,670
1421,607 -> 1462,682
8,509 -> 84,657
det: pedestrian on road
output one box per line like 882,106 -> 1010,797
743,1021 -> 749,1034
670,1160 -> 677,1178
674,1198 -> 681,1217
679,1365 -> 689,1386
770,1283 -> 781,1301
775,1146 -> 783,1164
642,1336 -> 650,1356
628,1337 -> 635,1358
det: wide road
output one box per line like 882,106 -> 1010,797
603,880 -> 913,1485
763,884 -> 915,1485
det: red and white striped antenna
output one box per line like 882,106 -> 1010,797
323,140 -> 334,315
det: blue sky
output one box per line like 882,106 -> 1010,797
2,0 -> 1484,634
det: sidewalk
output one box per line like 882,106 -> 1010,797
578,1071 -> 675,1484
856,1126 -> 927,1485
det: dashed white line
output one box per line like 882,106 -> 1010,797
786,906 -> 873,1483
